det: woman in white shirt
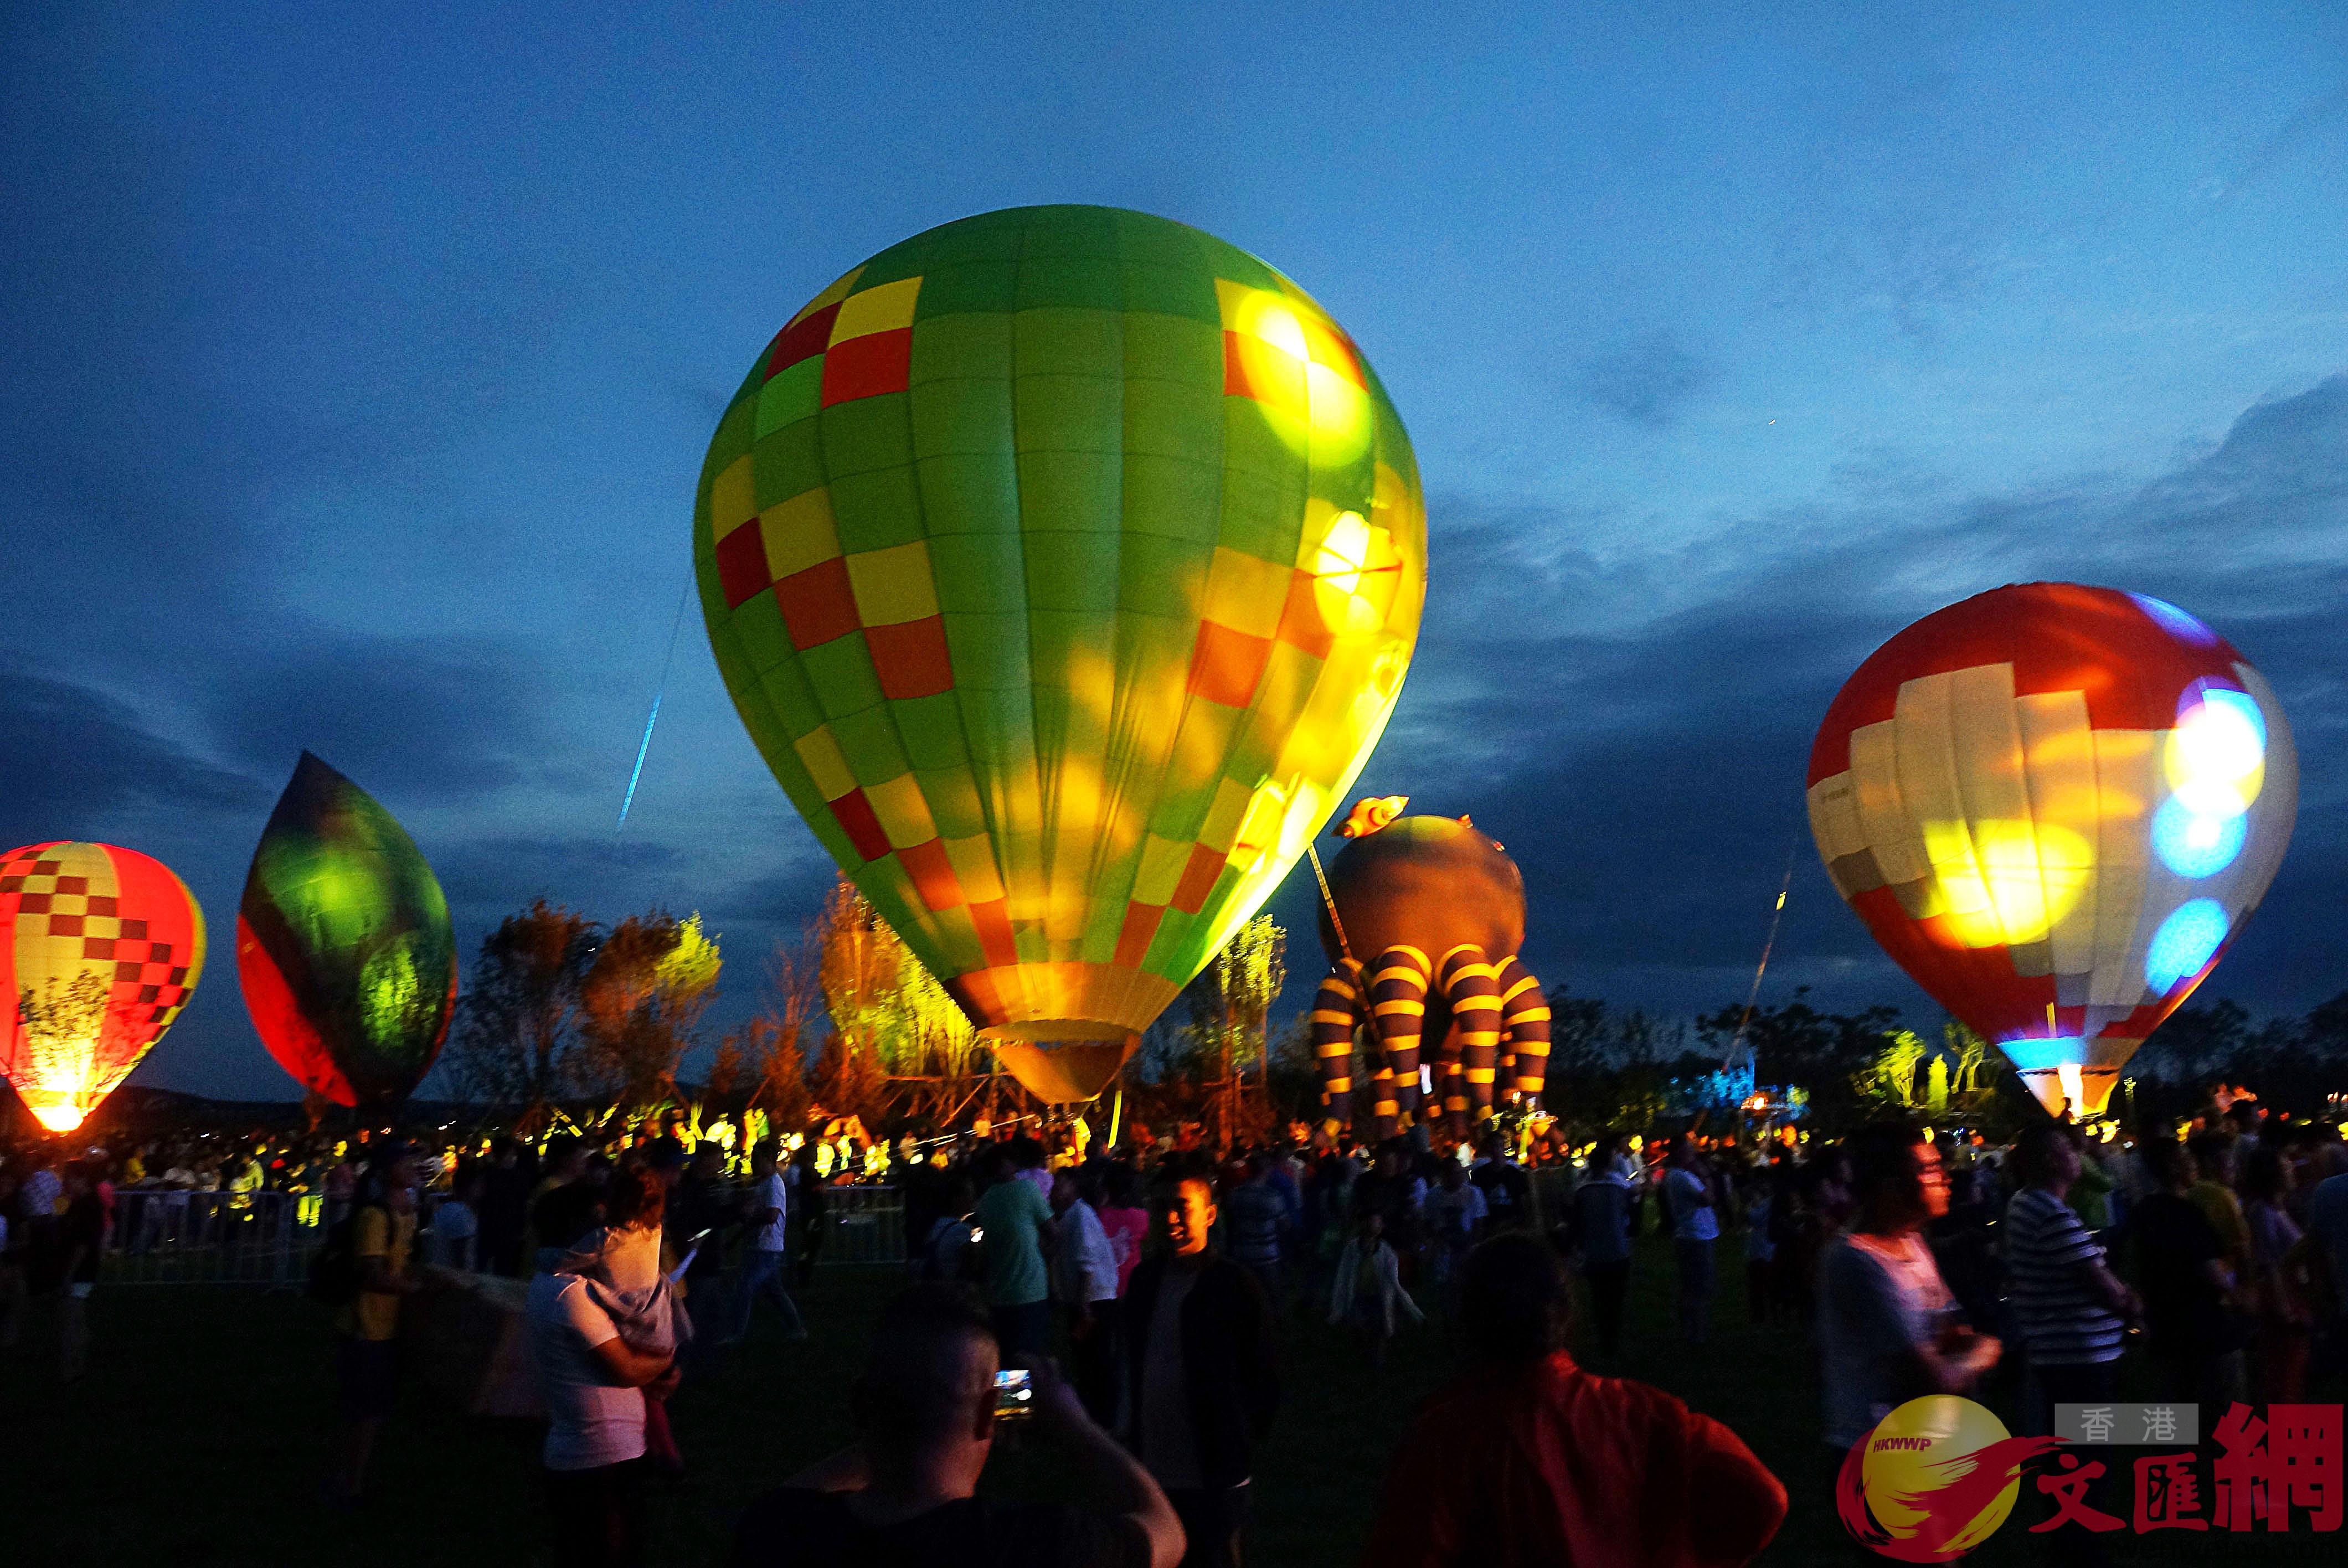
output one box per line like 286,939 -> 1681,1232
524,1163 -> 683,1566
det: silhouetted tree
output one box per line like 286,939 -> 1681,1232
442,900 -> 600,1115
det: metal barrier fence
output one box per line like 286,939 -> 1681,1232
811,1185 -> 905,1266
1531,1166 -> 1574,1231
101,1183 -> 909,1285
105,1189 -> 318,1286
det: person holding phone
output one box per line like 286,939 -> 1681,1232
526,1163 -> 683,1567
728,1283 -> 1183,1568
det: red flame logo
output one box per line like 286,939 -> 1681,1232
1836,1430 -> 2063,1561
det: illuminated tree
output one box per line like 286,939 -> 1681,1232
1860,1030 -> 1929,1109
574,911 -> 723,1111
1214,915 -> 1286,1076
815,877 -> 975,1081
1945,1019 -> 1989,1094
1208,915 -> 1285,1149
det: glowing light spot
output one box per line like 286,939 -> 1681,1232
1222,283 -> 1371,466
2000,1036 -> 2087,1072
2146,898 -> 2228,992
2129,592 -> 2221,646
2152,793 -> 2247,878
1248,301 -> 1309,361
359,942 -> 424,1049
1302,359 -> 1370,461
1919,819 -> 2093,948
1311,509 -> 1400,635
2165,687 -> 2265,817
1316,510 -> 1369,596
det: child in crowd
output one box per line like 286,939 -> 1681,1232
1329,1211 -> 1423,1369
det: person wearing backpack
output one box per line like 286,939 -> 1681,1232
327,1146 -> 430,1507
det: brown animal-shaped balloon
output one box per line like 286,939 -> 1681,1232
1309,799 -> 1551,1139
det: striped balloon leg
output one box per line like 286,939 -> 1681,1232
1368,945 -> 1431,1133
1367,1062 -> 1398,1141
1438,945 -> 1503,1134
1496,956 -> 1551,1107
1310,969 -> 1363,1135
1438,1053 -> 1466,1133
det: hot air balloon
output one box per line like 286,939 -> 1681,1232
696,205 -> 1425,1102
1,842 -> 205,1133
1306,802 -> 1552,1138
1807,584 -> 2295,1118
238,753 -> 457,1107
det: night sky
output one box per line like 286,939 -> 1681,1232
7,4 -> 2345,1100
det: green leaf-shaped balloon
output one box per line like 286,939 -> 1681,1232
238,752 -> 457,1106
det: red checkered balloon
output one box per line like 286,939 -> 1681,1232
1807,585 -> 2295,1117
1,842 -> 207,1133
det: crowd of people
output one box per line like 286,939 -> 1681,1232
6,1089 -> 2348,1565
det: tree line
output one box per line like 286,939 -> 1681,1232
436,887 -> 2348,1142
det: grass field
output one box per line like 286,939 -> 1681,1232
6,1238 -> 2342,1566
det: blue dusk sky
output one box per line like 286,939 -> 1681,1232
5,2 -> 2345,1098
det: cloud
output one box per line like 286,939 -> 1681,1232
1368,374 -> 2348,1022
1573,331 -> 1714,427
431,833 -> 684,914
0,662 -> 269,847
2124,375 -> 2348,568
203,629 -> 560,804
692,853 -> 846,933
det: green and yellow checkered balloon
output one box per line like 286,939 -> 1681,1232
696,205 -> 1424,1101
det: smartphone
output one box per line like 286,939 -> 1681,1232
992,1368 -> 1034,1421
666,1229 -> 715,1285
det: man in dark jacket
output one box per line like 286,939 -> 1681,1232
1123,1169 -> 1280,1568
477,1138 -> 535,1278
668,1147 -> 735,1350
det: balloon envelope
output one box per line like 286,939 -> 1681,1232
1,842 -> 205,1132
696,205 -> 1425,1101
1808,584 -> 2295,1116
1314,815 -> 1526,973
238,752 -> 457,1106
